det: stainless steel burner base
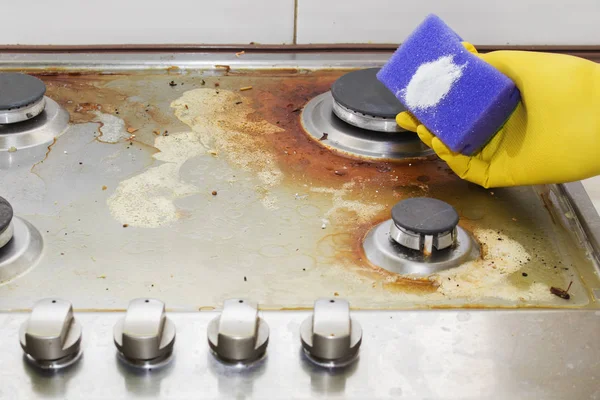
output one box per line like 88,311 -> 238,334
363,220 -> 479,276
0,217 -> 43,284
302,92 -> 432,160
0,97 -> 69,168
332,99 -> 400,133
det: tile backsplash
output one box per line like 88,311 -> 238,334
0,0 -> 295,45
0,0 -> 598,45
297,0 -> 600,45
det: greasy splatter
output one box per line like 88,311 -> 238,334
171,88 -> 284,209
107,132 -> 205,227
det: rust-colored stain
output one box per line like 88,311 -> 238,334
35,74 -> 129,124
540,192 -> 558,225
25,68 -> 577,306
31,70 -> 461,295
243,73 -> 455,189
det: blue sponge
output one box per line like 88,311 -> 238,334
377,14 -> 521,155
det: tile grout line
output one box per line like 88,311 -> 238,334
293,0 -> 299,44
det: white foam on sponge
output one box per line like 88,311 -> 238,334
400,55 -> 466,110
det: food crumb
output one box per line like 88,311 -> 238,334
8,146 -> 17,152
169,81 -> 177,87
319,133 -> 328,141
97,275 -> 106,279
244,276 -> 247,282
127,127 -> 138,133
522,272 -> 528,277
212,190 -> 218,196
240,86 -> 253,91
122,224 -> 129,228
235,51 -> 245,57
102,185 -> 107,191
200,79 -> 206,85
334,292 -> 339,296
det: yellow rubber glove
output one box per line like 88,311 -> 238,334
396,44 -> 600,188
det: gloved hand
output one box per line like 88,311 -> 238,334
396,43 -> 600,188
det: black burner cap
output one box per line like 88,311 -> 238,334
392,198 -> 459,235
331,68 -> 405,118
0,73 -> 46,111
0,197 -> 13,235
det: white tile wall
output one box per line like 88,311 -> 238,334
0,0 -> 295,45
296,0 -> 600,45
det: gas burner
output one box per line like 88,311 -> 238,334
301,69 -> 432,160
331,68 -> 403,133
0,73 -> 69,167
0,196 -> 43,282
363,198 -> 479,276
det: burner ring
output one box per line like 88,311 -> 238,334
332,100 -> 401,133
0,97 -> 46,125
301,92 -> 432,160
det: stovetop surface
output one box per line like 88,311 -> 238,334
1,67 -> 598,311
0,53 -> 599,400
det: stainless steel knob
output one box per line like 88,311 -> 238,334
113,298 -> 176,369
207,299 -> 269,363
19,298 -> 83,369
300,298 -> 362,368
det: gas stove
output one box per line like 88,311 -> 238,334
0,52 -> 599,399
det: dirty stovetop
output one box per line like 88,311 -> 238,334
1,64 -> 599,311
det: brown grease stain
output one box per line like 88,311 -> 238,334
29,70 -> 539,301
241,73 -> 456,189
35,74 -> 129,124
329,217 -> 439,295
230,72 -> 464,294
30,137 -> 57,174
540,192 -> 558,225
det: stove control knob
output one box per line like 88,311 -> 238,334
300,298 -> 362,367
0,196 -> 14,249
19,299 -> 83,369
207,299 -> 269,363
390,197 -> 459,255
113,298 -> 176,368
